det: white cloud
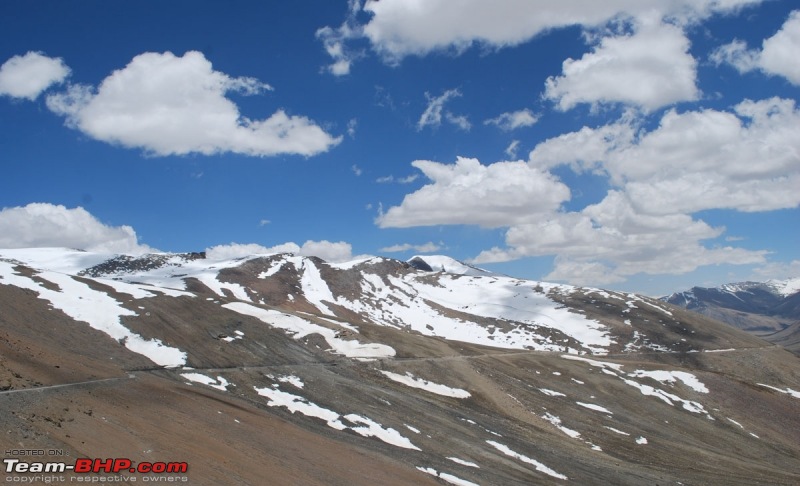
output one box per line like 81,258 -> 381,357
321,0 -> 761,65
206,240 -> 364,263
0,203 -> 152,254
297,240 -> 358,262
347,118 -> 358,137
530,98 -> 800,214
380,242 -> 441,253
417,89 -> 469,131
315,0 -> 364,76
544,19 -> 699,112
505,140 -> 521,158
711,10 -> 800,85
46,51 -> 341,157
751,260 -> 800,281
376,157 -> 571,228
377,174 -> 418,184
484,109 -> 539,130
473,98 -> 798,283
0,52 -> 70,101
383,96 -> 796,287
445,112 -> 472,131
472,192 -> 767,284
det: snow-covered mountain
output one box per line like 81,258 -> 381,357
1,247 -> 799,485
663,278 -> 800,353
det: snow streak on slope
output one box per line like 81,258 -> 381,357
486,440 -> 567,480
560,355 -> 712,417
327,269 -> 611,354
0,259 -> 186,367
222,302 -> 395,358
254,386 -> 420,450
379,371 -> 471,398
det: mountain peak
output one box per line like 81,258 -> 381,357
406,255 -> 495,277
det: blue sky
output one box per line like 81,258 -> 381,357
1,0 -> 798,296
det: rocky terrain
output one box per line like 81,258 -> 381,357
1,248 -> 799,485
665,278 -> 800,354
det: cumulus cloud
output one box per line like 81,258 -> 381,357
417,89 -> 469,131
206,240 -> 364,263
316,0 -> 364,76
474,98 -> 798,283
472,192 -> 767,285
544,19 -> 699,112
711,10 -> 800,85
532,97 -> 800,214
382,96 -> 796,286
0,203 -> 152,254
484,109 -> 539,131
319,0 -> 761,66
45,51 -> 341,157
0,51 -> 70,101
380,242 -> 442,253
376,157 -> 571,228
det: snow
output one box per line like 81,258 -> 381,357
222,302 -> 395,358
297,257 -> 336,315
541,413 -> 581,439
343,414 -> 421,450
625,294 -> 673,316
576,402 -> 613,414
562,353 -> 712,417
486,440 -> 567,480
379,371 -> 471,398
539,388 -> 566,397
257,261 -> 284,278
327,256 -> 379,270
411,255 -> 494,277
95,277 -> 193,298
404,424 -> 421,434
277,375 -> 304,388
181,373 -> 230,391
0,260 -> 186,367
604,426 -> 630,436
628,370 -> 709,393
727,418 -> 744,429
0,247 -> 113,275
766,277 -> 800,296
757,384 -> 800,398
416,468 -> 479,486
560,355 -> 624,371
635,436 -> 648,445
254,386 -> 346,430
447,457 -> 479,468
337,270 -> 612,354
254,385 -> 420,450
621,378 -> 709,415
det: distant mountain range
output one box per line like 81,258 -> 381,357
663,278 -> 800,353
1,248 -> 799,484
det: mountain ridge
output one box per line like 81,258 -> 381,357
663,277 -> 800,354
1,247 -> 799,485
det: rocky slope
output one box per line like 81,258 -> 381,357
1,248 -> 799,485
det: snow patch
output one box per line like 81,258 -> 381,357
223,302 -> 395,358
486,440 -> 567,480
379,371 -> 470,398
181,373 -> 230,391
